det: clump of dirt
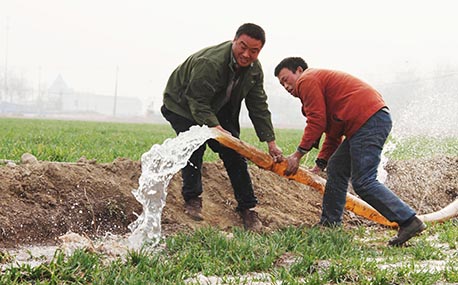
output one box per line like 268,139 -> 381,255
0,157 -> 142,248
1,154 -> 457,249
385,156 -> 458,213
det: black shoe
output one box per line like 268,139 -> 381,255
388,216 -> 426,246
184,197 -> 203,221
240,209 -> 262,232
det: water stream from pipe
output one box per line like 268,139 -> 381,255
127,125 -> 216,249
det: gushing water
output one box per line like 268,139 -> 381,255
127,125 -> 216,249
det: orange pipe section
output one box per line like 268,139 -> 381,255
212,128 -> 398,227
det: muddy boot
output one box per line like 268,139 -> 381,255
184,197 -> 203,221
240,209 -> 262,232
388,216 -> 426,246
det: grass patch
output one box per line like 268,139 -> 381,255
3,223 -> 458,284
0,118 -> 174,163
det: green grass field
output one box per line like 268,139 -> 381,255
2,117 -> 456,165
0,117 -> 321,166
1,117 -> 458,284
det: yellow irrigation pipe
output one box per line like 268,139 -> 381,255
212,128 -> 458,227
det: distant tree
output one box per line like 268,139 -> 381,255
146,100 -> 155,117
0,67 -> 32,103
8,74 -> 31,103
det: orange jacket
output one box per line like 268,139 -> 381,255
294,68 -> 386,161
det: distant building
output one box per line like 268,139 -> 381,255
48,75 -> 142,116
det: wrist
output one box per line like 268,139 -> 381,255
296,146 -> 308,155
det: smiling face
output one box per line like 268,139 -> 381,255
232,34 -> 263,67
276,67 -> 303,96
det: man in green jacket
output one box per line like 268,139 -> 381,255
161,23 -> 282,231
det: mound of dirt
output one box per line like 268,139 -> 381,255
1,155 -> 457,249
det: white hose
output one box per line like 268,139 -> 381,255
418,199 -> 458,223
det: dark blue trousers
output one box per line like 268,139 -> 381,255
161,105 -> 257,210
321,108 -> 416,225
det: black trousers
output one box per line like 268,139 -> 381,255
161,105 -> 257,210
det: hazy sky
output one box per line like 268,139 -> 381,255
2,0 -> 458,112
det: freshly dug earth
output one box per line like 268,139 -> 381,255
1,155 -> 457,249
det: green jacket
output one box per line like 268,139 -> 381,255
163,41 -> 275,142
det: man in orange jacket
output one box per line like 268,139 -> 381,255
274,57 -> 426,246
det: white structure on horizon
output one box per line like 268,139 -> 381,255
48,75 -> 142,117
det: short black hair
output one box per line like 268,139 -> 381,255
274,57 -> 308,76
235,23 -> 266,46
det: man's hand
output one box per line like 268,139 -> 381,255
267,141 -> 283,162
284,151 -> 304,176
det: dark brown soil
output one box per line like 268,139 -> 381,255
1,155 -> 457,249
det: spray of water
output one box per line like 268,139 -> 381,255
394,91 -> 458,139
379,89 -> 458,182
393,88 -> 458,154
378,141 -> 397,183
127,125 -> 216,249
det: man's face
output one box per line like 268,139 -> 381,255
277,67 -> 301,96
232,34 -> 263,67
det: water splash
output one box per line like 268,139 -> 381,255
378,140 -> 397,183
127,125 -> 216,249
389,90 -> 458,159
394,92 -> 458,139
378,88 -> 458,181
